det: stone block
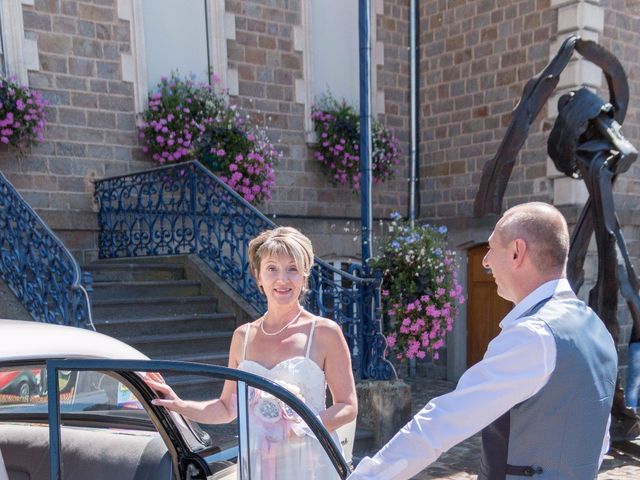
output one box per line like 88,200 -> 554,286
553,177 -> 588,206
39,53 -> 68,76
97,61 -> 120,80
24,10 -> 53,31
58,107 -> 87,126
116,112 -> 136,131
28,71 -> 55,89
356,379 -> 412,447
78,20 -> 96,38
69,57 -> 96,76
90,79 -> 109,93
88,111 -> 116,129
87,144 -> 114,160
108,81 -> 133,96
67,127 -> 104,143
77,3 -> 114,22
71,92 -> 98,109
56,75 -> 88,90
38,33 -> 72,54
98,94 -> 133,112
557,2 -> 604,33
55,141 -> 87,157
73,38 -> 103,58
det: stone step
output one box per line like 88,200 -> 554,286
91,280 -> 202,301
120,330 -> 233,357
94,313 -> 236,337
87,263 -> 186,282
91,295 -> 217,320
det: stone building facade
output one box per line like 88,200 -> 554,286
1,0 -> 639,379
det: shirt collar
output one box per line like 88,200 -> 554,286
500,278 -> 573,329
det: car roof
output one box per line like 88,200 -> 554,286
0,319 -> 149,362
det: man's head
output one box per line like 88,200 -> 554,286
483,202 -> 569,303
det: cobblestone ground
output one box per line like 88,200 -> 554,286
377,372 -> 640,479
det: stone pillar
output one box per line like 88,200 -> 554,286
356,379 -> 412,448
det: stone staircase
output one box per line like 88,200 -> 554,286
86,259 -> 236,399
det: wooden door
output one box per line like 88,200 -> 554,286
466,244 -> 513,367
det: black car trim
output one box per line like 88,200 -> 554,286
47,359 -> 350,480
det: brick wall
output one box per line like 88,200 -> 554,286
419,0 -> 558,219
0,0 -> 146,264
600,0 -> 640,210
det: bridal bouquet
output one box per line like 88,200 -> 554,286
249,380 -> 306,443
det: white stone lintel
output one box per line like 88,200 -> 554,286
553,177 -> 589,205
556,58 -> 602,90
557,2 -> 604,33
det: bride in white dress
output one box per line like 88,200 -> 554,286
149,227 -> 358,479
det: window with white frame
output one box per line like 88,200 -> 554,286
120,0 -> 234,114
0,15 -> 6,76
309,0 -> 360,105
0,0 -> 39,84
296,1 -> 383,138
141,0 -> 211,89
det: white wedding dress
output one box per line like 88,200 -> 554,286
237,317 -> 342,480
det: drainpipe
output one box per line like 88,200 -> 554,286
408,0 -> 420,228
359,0 -> 373,266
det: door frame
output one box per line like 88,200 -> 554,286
46,358 -> 350,480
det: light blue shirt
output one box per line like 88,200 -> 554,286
348,279 -> 609,480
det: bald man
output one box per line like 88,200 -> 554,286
349,202 -> 617,480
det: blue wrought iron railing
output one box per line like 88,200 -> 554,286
0,171 -> 94,329
94,161 -> 393,379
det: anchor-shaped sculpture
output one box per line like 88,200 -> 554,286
475,35 -> 640,440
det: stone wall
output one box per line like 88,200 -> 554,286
418,0 -> 558,220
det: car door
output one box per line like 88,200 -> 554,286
46,359 -> 349,480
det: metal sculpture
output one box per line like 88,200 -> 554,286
474,35 -> 640,439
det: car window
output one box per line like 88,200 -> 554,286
0,365 -> 146,421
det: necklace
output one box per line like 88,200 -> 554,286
260,308 -> 303,336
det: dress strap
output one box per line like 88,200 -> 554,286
242,323 -> 252,360
305,317 -> 318,358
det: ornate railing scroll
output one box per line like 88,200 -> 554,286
94,161 -> 394,379
0,171 -> 94,329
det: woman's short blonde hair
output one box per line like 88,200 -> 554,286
248,227 -> 314,296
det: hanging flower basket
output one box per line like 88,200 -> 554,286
139,73 -> 281,204
0,76 -> 47,150
370,212 -> 465,362
310,94 -> 401,192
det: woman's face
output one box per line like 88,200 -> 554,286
257,253 -> 305,307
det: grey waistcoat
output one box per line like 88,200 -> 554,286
478,291 -> 617,480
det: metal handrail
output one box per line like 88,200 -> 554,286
0,171 -> 94,329
94,161 -> 393,379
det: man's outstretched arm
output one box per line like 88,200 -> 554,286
348,319 -> 555,479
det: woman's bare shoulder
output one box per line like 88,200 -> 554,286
312,316 -> 345,340
232,320 -> 260,339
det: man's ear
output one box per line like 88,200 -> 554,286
512,238 -> 527,267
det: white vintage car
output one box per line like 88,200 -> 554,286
0,319 -> 350,480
